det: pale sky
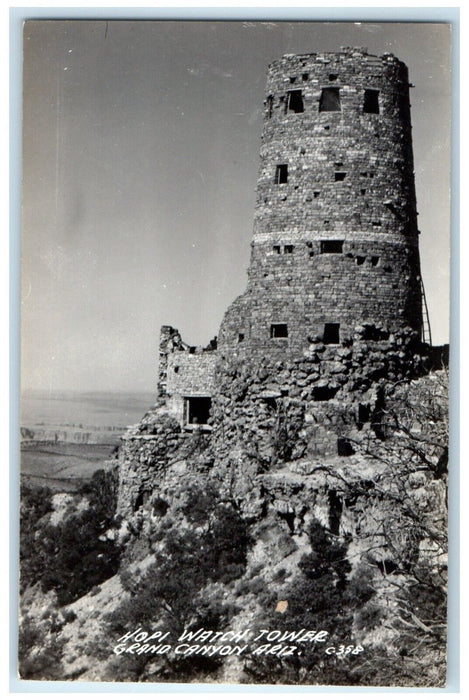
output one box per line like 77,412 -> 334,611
21,21 -> 452,393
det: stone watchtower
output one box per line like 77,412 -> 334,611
117,48 -> 435,516
217,47 -> 423,361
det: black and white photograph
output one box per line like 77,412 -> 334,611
18,19 -> 451,687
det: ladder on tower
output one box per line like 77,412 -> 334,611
420,276 -> 432,346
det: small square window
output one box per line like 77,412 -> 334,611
284,245 -> 294,254
302,73 -> 309,81
185,396 -> 212,425
270,323 -> 288,339
335,171 -> 347,182
273,245 -> 281,254
313,191 -> 320,198
356,256 -> 366,266
324,323 -> 340,344
238,333 -> 245,343
371,256 -> 380,267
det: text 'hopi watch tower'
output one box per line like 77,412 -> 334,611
218,47 -> 423,359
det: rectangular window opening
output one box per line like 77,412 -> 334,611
313,191 -> 320,198
185,396 -> 212,425
273,245 -> 281,254
335,171 -> 347,182
321,240 -> 344,254
371,256 -> 380,267
312,385 -> 339,401
319,87 -> 341,112
302,73 -> 309,81
324,323 -> 340,345
266,94 -> 274,119
284,245 -> 294,254
356,255 -> 366,266
358,403 -> 371,426
289,76 -> 297,84
337,437 -> 355,457
364,89 -> 380,114
286,89 -> 304,113
270,323 -> 288,339
238,333 -> 245,343
274,164 -> 288,184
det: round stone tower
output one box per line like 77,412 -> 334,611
217,47 -> 423,360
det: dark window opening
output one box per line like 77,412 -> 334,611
372,220 -> 382,227
185,396 -> 212,425
189,346 -> 196,354
314,190 -> 320,198
238,333 -> 245,343
302,73 -> 309,81
312,385 -> 339,401
289,76 -> 297,84
356,255 -> 366,265
335,171 -> 347,182
270,323 -> 288,339
364,89 -> 380,114
274,164 -> 288,184
174,366 -> 179,374
358,403 -> 370,429
324,323 -> 340,344
337,437 -> 355,457
284,245 -> 294,254
319,87 -> 341,112
363,324 -> 389,341
286,89 -> 304,113
321,240 -> 344,254
324,125 -> 330,130
360,189 -> 366,195
266,94 -> 274,119
273,245 -> 281,254
371,256 -> 380,267
328,73 -> 338,81
134,490 -> 151,512
328,490 -> 343,535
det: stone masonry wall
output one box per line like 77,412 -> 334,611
217,48 -> 423,361
157,325 -> 217,425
